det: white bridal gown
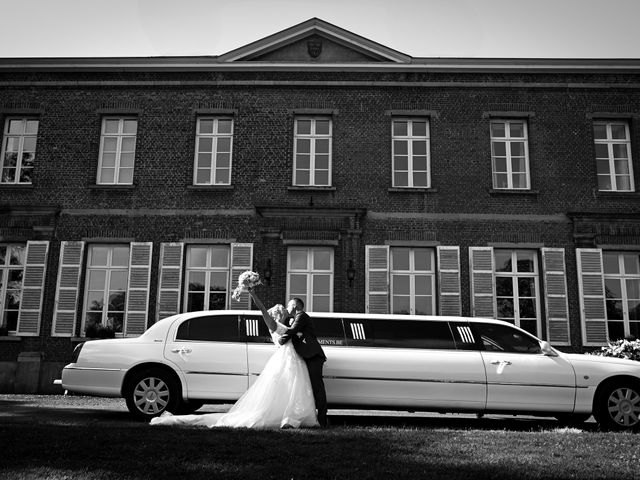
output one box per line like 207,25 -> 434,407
150,328 -> 318,429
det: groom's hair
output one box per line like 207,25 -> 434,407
292,297 -> 304,311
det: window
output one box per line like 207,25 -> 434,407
1,118 -> 38,184
474,322 -> 541,354
176,314 -> 239,342
312,316 -> 345,346
83,245 -> 129,335
97,117 -> 137,185
194,117 -> 233,185
603,251 -> 640,340
490,120 -> 530,189
390,247 -> 435,315
293,117 -> 332,186
494,250 -> 541,337
0,244 -> 25,333
184,245 -> 230,312
287,247 -> 333,312
371,320 -> 456,349
392,119 -> 430,188
593,121 -> 634,192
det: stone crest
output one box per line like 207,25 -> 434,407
307,39 -> 322,58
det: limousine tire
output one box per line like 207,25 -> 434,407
593,380 -> 640,431
124,367 -> 180,420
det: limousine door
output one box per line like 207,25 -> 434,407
328,319 -> 487,410
243,314 -> 278,387
474,322 -> 576,412
164,314 -> 248,399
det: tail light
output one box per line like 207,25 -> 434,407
71,342 -> 85,363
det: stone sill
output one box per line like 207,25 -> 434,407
187,185 -> 234,191
488,189 -> 539,195
88,184 -> 135,191
388,187 -> 438,193
287,186 -> 336,192
596,191 -> 640,198
0,336 -> 22,342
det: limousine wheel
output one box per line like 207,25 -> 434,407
594,382 -> 640,431
124,368 -> 180,420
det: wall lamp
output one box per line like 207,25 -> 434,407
346,260 -> 356,287
263,259 -> 272,285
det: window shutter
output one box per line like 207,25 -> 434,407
17,240 -> 49,336
125,242 -> 153,337
229,243 -> 253,310
156,242 -> 184,321
469,247 -> 496,318
366,245 -> 389,314
576,248 -> 608,346
542,248 -> 570,345
437,246 -> 461,316
52,241 -> 85,337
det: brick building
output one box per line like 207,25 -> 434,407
1,18 -> 639,393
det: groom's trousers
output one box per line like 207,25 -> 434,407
305,355 -> 328,427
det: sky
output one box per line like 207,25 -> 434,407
1,0 -> 639,59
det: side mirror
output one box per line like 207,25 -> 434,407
540,341 -> 558,357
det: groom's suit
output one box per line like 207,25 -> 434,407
279,311 -> 328,427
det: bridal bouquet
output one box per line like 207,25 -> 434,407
231,270 -> 262,301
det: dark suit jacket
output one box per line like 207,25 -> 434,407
280,311 -> 326,361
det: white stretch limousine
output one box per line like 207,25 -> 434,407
60,311 -> 640,430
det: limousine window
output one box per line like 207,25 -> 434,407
474,322 -> 541,354
176,314 -> 239,342
344,320 -> 374,346
241,314 -> 272,343
371,320 -> 457,349
312,317 -> 345,346
449,322 -> 479,351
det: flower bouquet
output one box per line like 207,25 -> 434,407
588,338 -> 640,362
231,270 -> 262,301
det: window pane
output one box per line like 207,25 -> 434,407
217,119 -> 233,134
209,271 -> 228,291
123,120 -> 137,134
412,140 -> 427,156
210,247 -> 229,268
394,155 -> 408,171
312,296 -> 330,312
495,251 -> 512,272
413,171 -> 428,186
413,249 -> 431,270
613,144 -> 628,159
605,278 -> 622,298
313,250 -> 331,270
289,274 -> 307,295
198,138 -> 213,152
623,254 -> 640,274
289,249 -> 307,270
414,296 -> 433,315
603,252 -> 620,274
88,270 -> 106,290
119,167 -> 135,185
104,119 -> 119,134
497,298 -> 514,318
594,144 -> 609,158
99,168 -> 115,184
593,124 -> 607,139
25,120 -> 39,134
8,120 -> 24,134
616,176 -> 631,191
120,153 -> 134,168
109,270 -> 128,291
393,121 -> 408,136
393,140 -> 408,155
101,153 -> 116,168
316,139 -> 329,154
518,277 -> 536,297
414,275 -> 432,294
491,122 -> 506,137
412,121 -> 427,137
392,274 -> 410,293
496,277 -> 513,296
598,175 -> 612,191
510,142 -> 526,156
189,247 -> 208,268
217,137 -> 231,152
295,170 -> 310,185
188,272 -> 206,291
199,119 -> 214,134
392,248 -> 410,270
313,274 -> 330,294
394,171 -> 408,186
315,120 -> 330,135
187,293 -> 205,312
90,247 -> 109,266
296,120 -> 311,135
509,123 -> 525,137
596,159 -> 610,175
516,251 -> 535,272
216,169 -> 230,184
614,159 -> 630,174
112,247 -> 130,266
392,296 -> 410,314
315,155 -> 329,170
492,142 -> 506,157
315,170 -> 329,187
196,169 -> 210,184
611,124 -> 627,139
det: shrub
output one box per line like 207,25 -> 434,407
589,338 -> 640,362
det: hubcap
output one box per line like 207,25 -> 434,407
607,387 -> 640,427
133,376 -> 170,415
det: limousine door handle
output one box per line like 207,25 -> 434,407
170,347 -> 192,354
490,360 -> 512,365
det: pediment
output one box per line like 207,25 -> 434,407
218,18 -> 411,64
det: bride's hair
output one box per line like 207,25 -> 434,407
267,304 -> 286,322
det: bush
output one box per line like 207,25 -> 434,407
589,338 -> 640,362
85,323 -> 116,339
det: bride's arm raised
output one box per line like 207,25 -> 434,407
248,290 -> 277,332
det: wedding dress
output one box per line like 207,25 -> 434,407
150,327 -> 319,429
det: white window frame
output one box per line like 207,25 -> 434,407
390,247 -> 436,315
183,245 -> 230,312
0,244 -> 25,334
391,118 -> 431,188
490,119 -> 530,190
1,117 -> 38,184
494,249 -> 542,337
193,117 -> 233,186
81,244 -> 130,336
97,117 -> 137,185
603,251 -> 640,340
286,247 -> 334,312
593,120 -> 634,192
293,117 -> 332,186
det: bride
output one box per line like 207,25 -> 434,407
150,285 -> 319,429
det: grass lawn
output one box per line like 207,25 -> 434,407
1,396 -> 639,479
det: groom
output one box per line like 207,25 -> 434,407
279,297 -> 328,427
